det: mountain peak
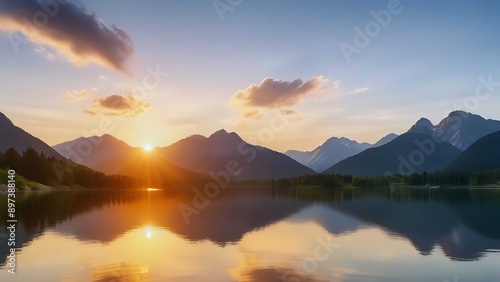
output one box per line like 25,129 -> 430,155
448,110 -> 469,117
210,129 -> 228,137
208,129 -> 243,144
408,117 -> 434,134
0,111 -> 14,126
416,117 -> 433,125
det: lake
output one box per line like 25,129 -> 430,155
1,187 -> 500,281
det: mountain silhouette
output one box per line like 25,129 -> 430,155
446,130 -> 500,173
159,129 -> 315,180
408,111 -> 500,150
53,134 -> 131,167
285,137 -> 371,172
323,132 -> 462,176
0,111 -> 66,160
285,134 -> 398,172
53,134 -> 207,188
372,133 -> 399,147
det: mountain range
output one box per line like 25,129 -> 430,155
408,110 -> 500,150
285,134 -> 398,172
54,129 -> 315,181
2,110 -> 500,184
323,132 -> 463,176
313,111 -> 500,176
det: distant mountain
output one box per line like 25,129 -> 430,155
372,133 -> 399,147
285,134 -> 398,172
323,132 -> 462,177
53,134 -> 206,187
0,111 -> 65,160
408,118 -> 434,135
159,129 -> 315,180
408,111 -> 500,150
446,130 -> 500,173
53,134 -> 131,168
285,137 -> 371,172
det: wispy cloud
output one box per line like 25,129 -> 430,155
34,45 -> 54,61
84,94 -> 152,118
0,0 -> 134,73
63,89 -> 96,102
350,87 -> 369,94
230,76 -> 334,118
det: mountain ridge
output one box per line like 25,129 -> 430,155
285,133 -> 398,172
0,111 -> 66,160
323,132 -> 463,177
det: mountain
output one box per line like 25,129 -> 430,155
285,134 -> 398,172
372,133 -> 399,147
446,130 -> 500,173
0,111 -> 65,160
408,111 -> 500,150
408,118 -> 434,135
323,132 -> 462,176
285,137 -> 371,172
159,129 -> 315,180
53,134 -> 131,168
53,134 -> 207,187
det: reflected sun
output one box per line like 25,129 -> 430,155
143,143 -> 153,152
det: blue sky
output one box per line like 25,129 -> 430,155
1,0 -> 500,151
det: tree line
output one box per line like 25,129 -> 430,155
0,147 -> 138,189
271,170 -> 500,188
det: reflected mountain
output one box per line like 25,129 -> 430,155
1,187 -> 500,267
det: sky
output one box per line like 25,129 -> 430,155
1,0 -> 500,152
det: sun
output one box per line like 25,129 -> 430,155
143,143 -> 153,152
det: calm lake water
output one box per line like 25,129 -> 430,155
1,187 -> 500,282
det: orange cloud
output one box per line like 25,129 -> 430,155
0,0 -> 133,74
84,94 -> 152,118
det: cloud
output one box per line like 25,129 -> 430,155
350,87 -> 369,94
229,76 -> 332,119
0,0 -> 133,73
84,94 -> 152,118
45,52 -> 55,61
63,89 -> 88,101
34,45 -> 54,60
243,110 -> 263,119
231,76 -> 326,108
280,109 -> 297,115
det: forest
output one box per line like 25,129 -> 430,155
0,148 -> 138,189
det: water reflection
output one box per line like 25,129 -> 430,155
1,187 -> 500,281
